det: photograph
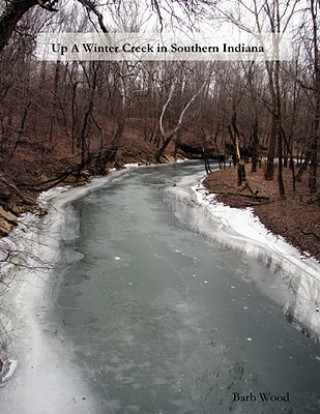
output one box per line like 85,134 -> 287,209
0,1 -> 319,413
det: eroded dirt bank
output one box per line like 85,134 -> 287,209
203,165 -> 320,262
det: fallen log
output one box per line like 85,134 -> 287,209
213,191 -> 270,202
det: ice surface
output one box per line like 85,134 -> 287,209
1,163 -> 319,414
0,199 -> 97,413
165,172 -> 320,341
0,168 -> 133,414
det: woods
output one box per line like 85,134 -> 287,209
1,2 -> 320,408
0,0 -> 319,240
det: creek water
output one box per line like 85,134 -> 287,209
53,162 -> 319,414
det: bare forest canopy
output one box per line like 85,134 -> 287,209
0,0 -> 319,238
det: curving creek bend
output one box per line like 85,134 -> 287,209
1,161 -> 320,414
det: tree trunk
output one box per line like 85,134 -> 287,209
229,109 -> 246,186
275,55 -> 285,200
233,112 -> 245,186
0,0 -> 38,52
264,106 -> 277,180
173,129 -> 182,161
296,149 -> 312,182
79,63 -> 98,170
277,129 -> 286,199
308,0 -> 320,194
309,139 -> 318,193
281,127 -> 296,193
251,110 -> 259,173
49,60 -> 61,142
155,134 -> 174,163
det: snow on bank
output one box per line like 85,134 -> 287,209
0,168 -> 132,414
165,172 -> 320,341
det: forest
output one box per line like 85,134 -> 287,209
0,0 -> 319,254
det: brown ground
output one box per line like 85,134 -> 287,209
203,165 -> 320,262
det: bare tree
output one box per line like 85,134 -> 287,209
308,0 -> 320,194
0,0 -> 219,52
155,65 -> 206,162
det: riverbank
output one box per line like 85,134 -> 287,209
203,165 -> 320,262
1,160 -> 319,267
0,116 -> 207,238
0,169 -> 136,409
1,160 -> 320,413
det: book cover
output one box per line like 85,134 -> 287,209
0,1 -> 319,413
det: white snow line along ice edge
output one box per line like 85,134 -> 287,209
164,171 -> 320,340
195,179 -> 320,283
192,177 -> 320,340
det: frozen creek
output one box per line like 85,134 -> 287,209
0,161 -> 320,414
